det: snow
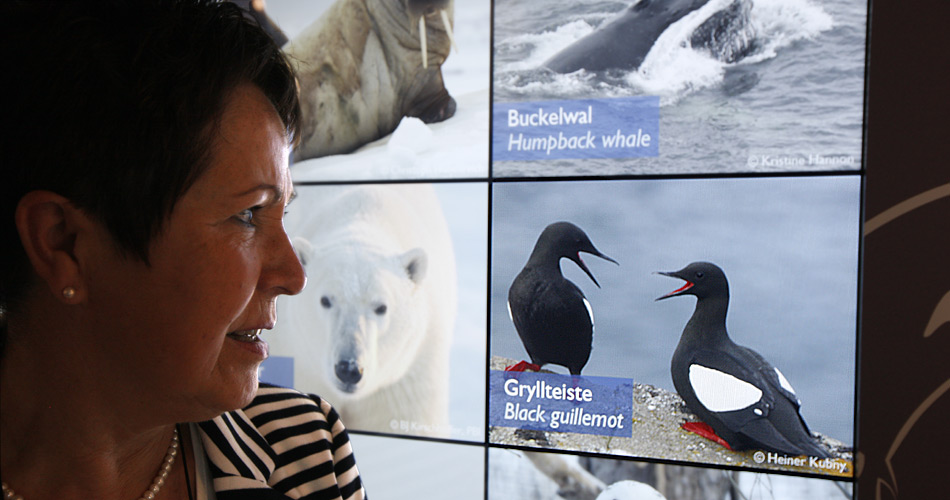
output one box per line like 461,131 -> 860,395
291,89 -> 489,181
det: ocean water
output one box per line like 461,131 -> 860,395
490,176 -> 860,444
492,0 -> 867,176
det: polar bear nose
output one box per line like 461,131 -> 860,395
335,359 -> 363,385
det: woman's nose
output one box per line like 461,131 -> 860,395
264,228 -> 307,296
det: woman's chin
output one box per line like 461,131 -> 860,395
196,367 -> 262,418
230,369 -> 262,409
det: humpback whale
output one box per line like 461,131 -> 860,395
543,0 -> 757,74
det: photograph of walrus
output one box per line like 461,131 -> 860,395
491,0 -> 867,177
264,182 -> 487,441
254,0 -> 490,181
488,175 -> 858,476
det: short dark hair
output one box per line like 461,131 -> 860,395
0,0 -> 300,319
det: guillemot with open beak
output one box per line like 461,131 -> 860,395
506,221 -> 618,375
657,261 -> 831,457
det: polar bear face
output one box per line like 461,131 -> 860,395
293,237 -> 430,400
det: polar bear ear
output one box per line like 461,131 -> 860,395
400,248 -> 428,285
292,237 -> 314,267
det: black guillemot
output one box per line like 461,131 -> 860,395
657,261 -> 831,458
506,221 -> 618,375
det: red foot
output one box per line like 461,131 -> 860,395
682,421 -> 733,450
505,360 -> 541,372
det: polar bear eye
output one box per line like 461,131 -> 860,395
374,304 -> 387,315
320,296 -> 332,308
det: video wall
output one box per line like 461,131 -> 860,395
259,0 -> 866,498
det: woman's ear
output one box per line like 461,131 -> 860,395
14,191 -> 94,304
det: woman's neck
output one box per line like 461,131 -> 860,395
0,314 -> 192,500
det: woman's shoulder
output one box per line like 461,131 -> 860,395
242,383 -> 344,432
198,384 -> 365,499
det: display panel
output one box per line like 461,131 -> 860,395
488,448 -> 854,499
264,182 -> 487,441
254,0 -> 867,496
267,1 -> 491,182
491,0 -> 866,177
488,176 -> 858,477
352,435 -> 485,500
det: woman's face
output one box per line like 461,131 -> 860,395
81,84 -> 306,420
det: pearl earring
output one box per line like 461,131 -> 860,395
62,286 -> 77,299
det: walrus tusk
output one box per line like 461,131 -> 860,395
440,10 -> 458,53
419,16 -> 428,68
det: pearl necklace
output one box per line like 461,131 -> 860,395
1,427 -> 179,500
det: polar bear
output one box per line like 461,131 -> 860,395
271,184 -> 457,436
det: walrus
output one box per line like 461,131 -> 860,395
284,0 -> 457,161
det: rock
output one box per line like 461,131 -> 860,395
489,355 -> 854,477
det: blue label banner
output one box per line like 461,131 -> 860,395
492,97 -> 660,162
259,356 -> 294,388
489,370 -> 633,437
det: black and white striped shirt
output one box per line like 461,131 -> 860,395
198,384 -> 366,499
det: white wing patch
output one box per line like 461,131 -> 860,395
689,364 -> 762,412
583,297 -> 594,327
774,367 -> 796,395
507,300 -> 514,323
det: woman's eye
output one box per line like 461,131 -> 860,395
235,208 -> 258,227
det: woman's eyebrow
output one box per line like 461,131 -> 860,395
235,184 -> 289,205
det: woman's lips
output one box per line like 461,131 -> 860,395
227,329 -> 262,343
226,329 -> 268,358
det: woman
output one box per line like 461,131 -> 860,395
1,1 -> 365,499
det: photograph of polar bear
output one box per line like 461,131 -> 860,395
261,0 -> 491,181
266,182 -> 487,440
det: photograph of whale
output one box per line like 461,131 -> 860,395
492,0 -> 867,177
543,0 -> 757,74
